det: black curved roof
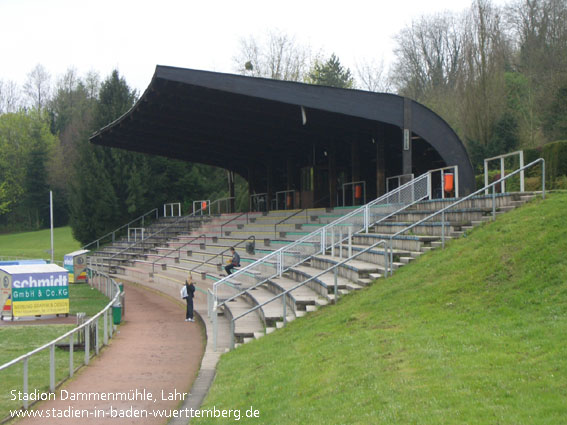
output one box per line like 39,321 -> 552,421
90,65 -> 474,194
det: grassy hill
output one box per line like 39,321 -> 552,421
0,226 -> 81,263
194,193 -> 567,425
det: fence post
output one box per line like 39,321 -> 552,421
334,267 -> 338,304
442,211 -> 446,249
69,333 -> 74,377
492,185 -> 496,220
519,151 -> 525,192
84,323 -> 90,365
500,157 -> 506,193
230,320 -> 235,350
331,228 -> 335,257
108,309 -> 113,338
23,358 -> 29,409
348,227 -> 352,258
542,160 -> 546,200
50,344 -> 55,392
484,159 -> 489,195
282,294 -> 287,326
213,307 -> 218,352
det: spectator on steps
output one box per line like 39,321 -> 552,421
224,247 -> 241,275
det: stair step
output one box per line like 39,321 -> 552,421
265,327 -> 276,334
315,298 -> 330,306
357,278 -> 373,286
306,305 -> 318,312
253,332 -> 265,339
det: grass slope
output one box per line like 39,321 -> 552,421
194,193 -> 567,425
0,284 -> 110,417
0,226 -> 81,263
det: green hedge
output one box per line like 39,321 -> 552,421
543,140 -> 567,189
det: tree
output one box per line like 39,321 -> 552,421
391,12 -> 464,100
307,54 -> 354,88
0,80 -> 21,114
69,69 -> 138,242
0,110 -> 57,230
355,58 -> 391,92
23,64 -> 51,111
234,30 -> 313,81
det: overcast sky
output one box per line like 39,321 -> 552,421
2,0 -> 509,93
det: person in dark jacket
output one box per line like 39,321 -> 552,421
224,247 -> 241,275
181,273 -> 196,322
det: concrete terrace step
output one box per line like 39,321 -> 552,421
286,263 -> 363,299
219,297 -> 264,341
244,285 -> 295,324
264,276 -> 321,310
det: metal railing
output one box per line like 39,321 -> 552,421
274,209 -> 307,238
224,239 -> 389,349
275,190 -> 297,210
192,200 -> 211,216
250,193 -> 268,212
128,227 -> 145,242
164,203 -> 182,217
428,165 -> 459,199
150,234 -> 207,274
388,158 -> 545,273
209,197 -> 236,215
82,208 -> 159,250
0,268 -> 121,410
211,172 -> 431,320
386,173 -> 414,192
220,212 -> 248,236
190,235 -> 256,275
484,151 -> 525,194
342,181 -> 366,206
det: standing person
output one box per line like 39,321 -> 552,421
224,247 -> 241,275
180,273 -> 195,322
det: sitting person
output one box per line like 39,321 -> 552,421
224,247 -> 241,275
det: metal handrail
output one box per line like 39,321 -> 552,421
212,173 -> 430,300
226,239 -> 389,349
215,190 -> 430,312
151,234 -> 207,273
484,150 -> 525,194
209,197 -> 236,215
388,158 -> 545,274
0,267 -> 121,410
82,208 -> 158,250
274,209 -> 307,238
342,180 -> 366,206
104,208 -> 209,264
275,189 -> 296,210
190,235 -> 256,274
220,212 -> 247,236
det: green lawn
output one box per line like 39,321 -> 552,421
194,193 -> 567,425
0,226 -> 81,264
0,284 -> 110,419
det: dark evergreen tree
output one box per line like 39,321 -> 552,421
307,54 -> 354,89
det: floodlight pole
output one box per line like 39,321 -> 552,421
50,191 -> 54,264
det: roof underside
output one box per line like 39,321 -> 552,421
90,66 -> 474,193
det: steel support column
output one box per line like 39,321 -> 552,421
403,97 -> 413,176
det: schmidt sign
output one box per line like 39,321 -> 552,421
0,264 -> 69,319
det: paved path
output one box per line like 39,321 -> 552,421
16,282 -> 204,425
